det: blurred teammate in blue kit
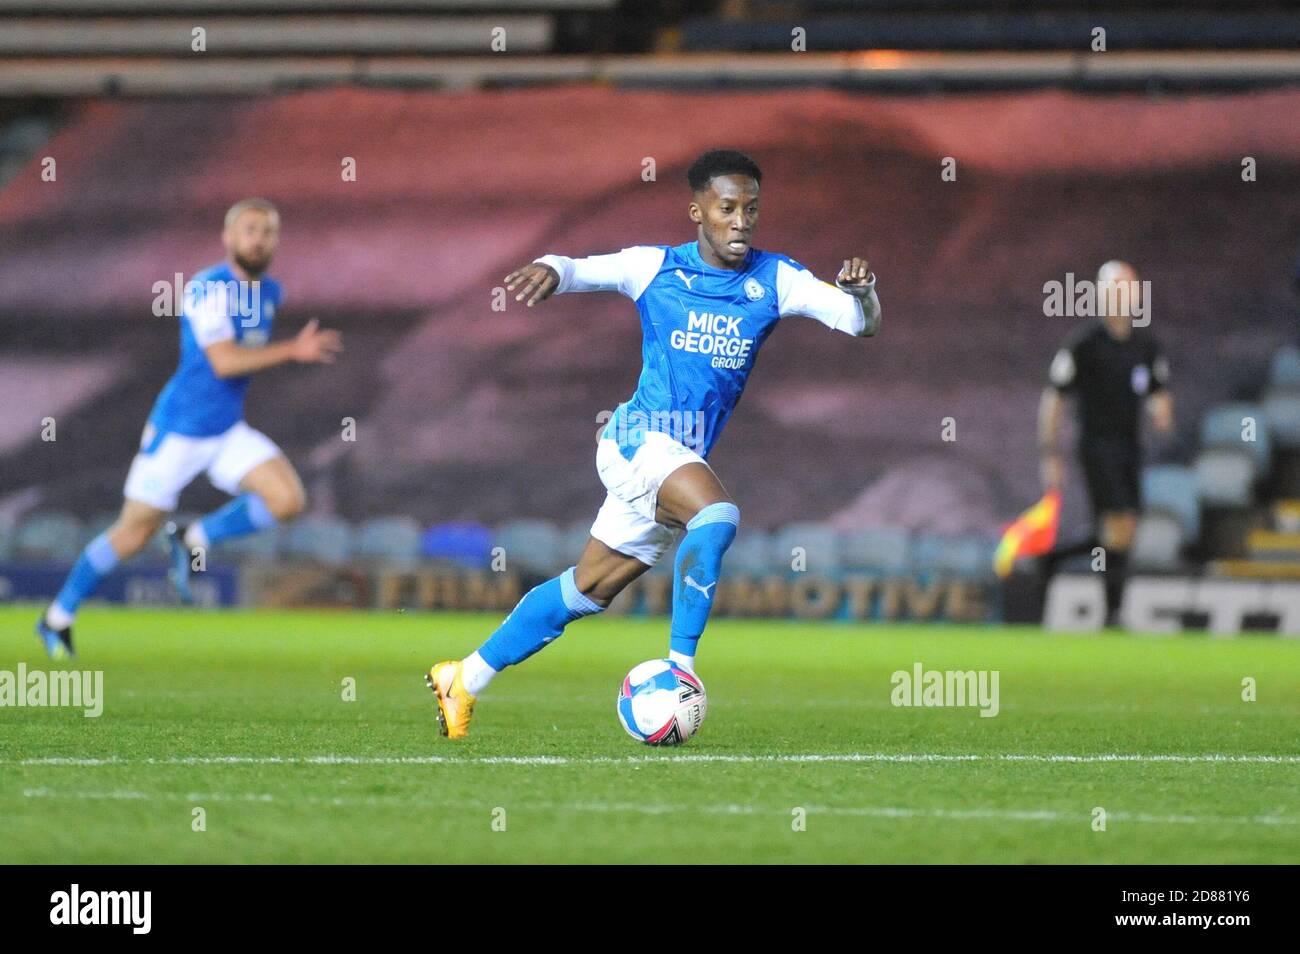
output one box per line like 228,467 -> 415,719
36,199 -> 342,657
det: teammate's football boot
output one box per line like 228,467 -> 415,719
425,660 -> 476,739
35,615 -> 74,659
165,521 -> 195,605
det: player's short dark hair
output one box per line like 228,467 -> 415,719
687,150 -> 762,193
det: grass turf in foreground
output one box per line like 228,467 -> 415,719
0,605 -> 1296,863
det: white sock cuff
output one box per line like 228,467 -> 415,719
461,651 -> 498,697
46,602 -> 75,630
184,523 -> 209,549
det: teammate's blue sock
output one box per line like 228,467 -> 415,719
195,493 -> 277,545
476,567 -> 604,672
49,532 -> 119,625
669,502 -> 740,665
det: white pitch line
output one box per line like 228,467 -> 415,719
16,787 -> 1299,827
8,752 -> 1300,767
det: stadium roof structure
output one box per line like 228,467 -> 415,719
1,0 -> 1299,96
3,51 -> 1300,97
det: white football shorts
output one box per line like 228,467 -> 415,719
123,420 -> 281,511
589,430 -> 707,566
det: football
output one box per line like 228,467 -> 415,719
616,659 -> 707,745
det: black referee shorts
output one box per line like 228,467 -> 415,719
1080,442 -> 1141,515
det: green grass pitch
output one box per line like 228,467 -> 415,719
1,605 -> 1297,863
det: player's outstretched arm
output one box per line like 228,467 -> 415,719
506,247 -> 666,306
778,255 -> 881,337
205,318 -> 343,379
834,256 -> 882,336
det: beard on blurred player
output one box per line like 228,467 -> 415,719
225,200 -> 278,278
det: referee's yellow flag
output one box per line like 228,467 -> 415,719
993,490 -> 1061,579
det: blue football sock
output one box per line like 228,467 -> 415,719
669,502 -> 740,661
477,567 -> 603,671
52,532 -> 119,621
198,493 -> 277,544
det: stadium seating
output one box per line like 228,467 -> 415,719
215,525 -> 281,561
839,527 -> 912,575
725,527 -> 775,576
1268,345 -> 1300,390
14,512 -> 83,562
772,522 -> 841,574
419,522 -> 493,568
1141,465 -> 1200,540
559,519 -> 595,565
1199,402 -> 1272,476
0,113 -> 51,188
643,553 -> 676,579
353,516 -> 422,565
75,510 -> 178,559
492,519 -> 563,575
960,536 -> 999,581
682,2 -> 1300,52
0,5 -> 574,57
1262,389 -> 1300,449
80,511 -> 118,546
1194,449 -> 1257,508
1259,345 -> 1300,495
282,515 -> 352,566
1129,512 -> 1184,571
1192,402 -> 1271,509
912,533 -> 997,581
0,504 -> 1010,587
0,0 -> 638,95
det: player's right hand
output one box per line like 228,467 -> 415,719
505,263 -> 559,307
291,318 -> 344,365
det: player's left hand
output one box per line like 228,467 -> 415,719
291,318 -> 343,365
836,257 -> 874,295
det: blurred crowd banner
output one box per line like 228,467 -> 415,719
237,565 -> 998,622
1046,575 -> 1300,636
8,559 -> 1300,632
0,561 -> 239,608
1,560 -> 995,622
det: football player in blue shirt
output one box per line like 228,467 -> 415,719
427,150 -> 881,738
35,199 -> 342,656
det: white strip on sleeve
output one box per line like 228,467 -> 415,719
776,259 -> 879,336
534,246 -> 666,300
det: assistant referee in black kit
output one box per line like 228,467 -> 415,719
1038,260 -> 1174,624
